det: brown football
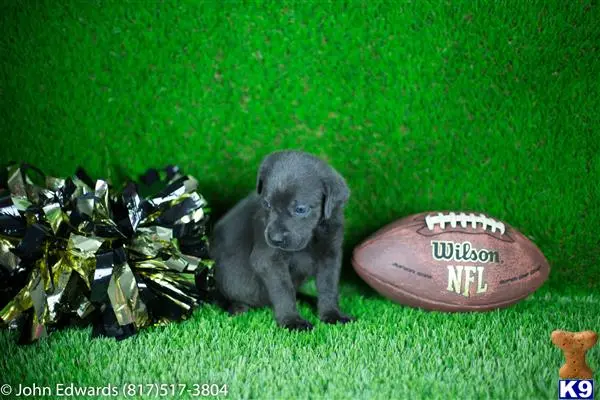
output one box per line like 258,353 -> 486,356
352,211 -> 550,312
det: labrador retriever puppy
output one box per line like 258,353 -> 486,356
210,150 -> 354,330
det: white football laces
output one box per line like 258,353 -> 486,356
425,212 -> 506,235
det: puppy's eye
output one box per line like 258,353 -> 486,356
294,205 -> 310,216
262,199 -> 271,209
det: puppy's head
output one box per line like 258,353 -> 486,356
256,150 -> 349,251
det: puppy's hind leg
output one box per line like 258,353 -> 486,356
206,290 -> 250,316
227,302 -> 250,316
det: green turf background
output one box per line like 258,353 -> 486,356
1,1 -> 599,399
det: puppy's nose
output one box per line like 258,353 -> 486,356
269,231 -> 288,246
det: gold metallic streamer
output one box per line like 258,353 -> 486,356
108,261 -> 149,329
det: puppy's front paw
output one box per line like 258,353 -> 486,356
280,317 -> 314,331
320,311 -> 356,325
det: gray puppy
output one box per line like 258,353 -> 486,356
210,150 -> 354,330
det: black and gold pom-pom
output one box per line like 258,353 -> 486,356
0,163 -> 215,344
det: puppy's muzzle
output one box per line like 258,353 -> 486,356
267,230 -> 290,248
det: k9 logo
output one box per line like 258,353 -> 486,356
559,380 -> 594,400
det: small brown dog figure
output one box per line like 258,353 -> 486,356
551,330 -> 598,379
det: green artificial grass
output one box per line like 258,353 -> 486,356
1,0 -> 599,399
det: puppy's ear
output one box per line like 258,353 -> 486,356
256,171 -> 264,195
321,169 -> 350,220
256,165 -> 266,195
256,154 -> 277,195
